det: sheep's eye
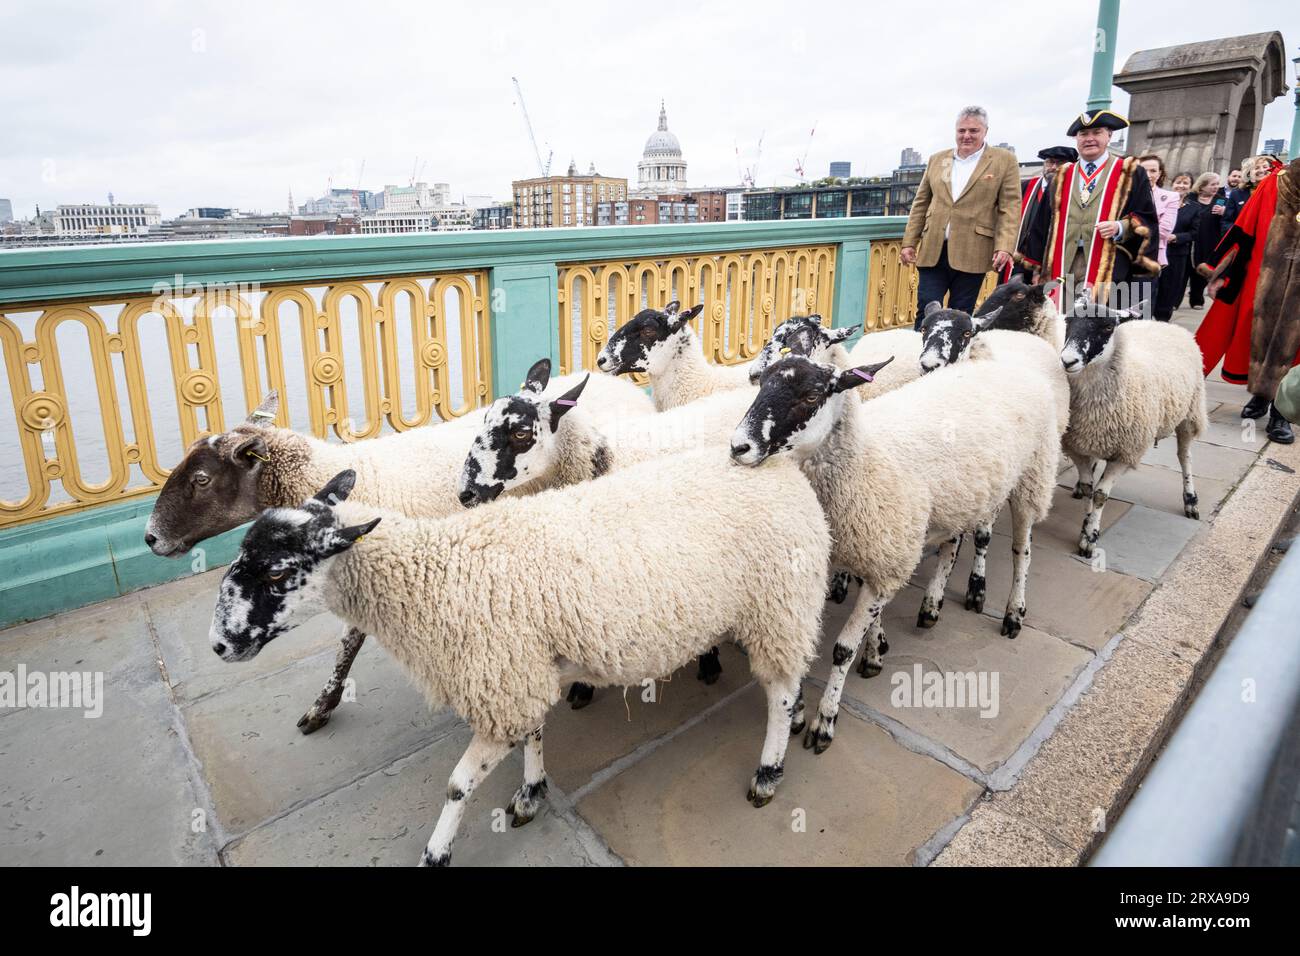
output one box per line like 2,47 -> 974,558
963,331 -> 973,339
194,473 -> 210,486
267,570 -> 287,583
512,428 -> 531,442
1013,292 -> 1025,300
801,393 -> 821,406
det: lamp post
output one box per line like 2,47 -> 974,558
1291,46 -> 1299,159
1087,0 -> 1122,111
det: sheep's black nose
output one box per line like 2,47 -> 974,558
144,532 -> 157,547
458,490 -> 476,507
212,642 -> 227,657
731,442 -> 752,459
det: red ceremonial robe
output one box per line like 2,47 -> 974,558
1194,165 -> 1299,385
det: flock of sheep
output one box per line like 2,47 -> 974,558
143,277 -> 1209,866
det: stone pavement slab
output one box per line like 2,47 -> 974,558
0,595 -> 218,866
144,567 -> 346,704
1200,402 -> 1270,452
1059,462 -> 1233,519
1141,437 -> 1257,484
911,527 -> 1152,652
830,585 -> 1092,775
574,684 -> 982,866
1092,503 -> 1203,582
183,640 -> 457,834
225,729 -> 602,867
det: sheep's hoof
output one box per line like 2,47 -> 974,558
747,766 -> 783,806
789,717 -> 806,736
878,635 -> 889,656
418,848 -> 450,867
855,658 -> 883,679
916,607 -> 940,629
508,779 -> 548,828
296,707 -> 333,735
1184,493 -> 1200,520
965,575 -> 986,612
827,571 -> 851,604
1001,612 -> 1023,639
747,789 -> 774,808
697,648 -> 723,685
803,724 -> 834,754
1078,539 -> 1095,559
566,682 -> 595,710
1072,482 -> 1093,500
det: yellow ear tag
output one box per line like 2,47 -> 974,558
780,347 -> 792,354
246,449 -> 270,462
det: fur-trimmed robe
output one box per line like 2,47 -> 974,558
1021,155 -> 1160,299
1194,158 -> 1300,398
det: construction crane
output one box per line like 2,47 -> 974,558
512,76 -> 552,177
735,132 -> 764,188
794,122 -> 817,181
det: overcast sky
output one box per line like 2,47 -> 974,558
1,0 -> 1293,218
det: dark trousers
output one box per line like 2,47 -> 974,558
1188,269 -> 1207,308
1153,253 -> 1191,320
914,242 -> 986,329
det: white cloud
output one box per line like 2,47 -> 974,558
0,0 -> 1292,218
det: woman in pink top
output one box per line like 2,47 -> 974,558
1138,155 -> 1179,311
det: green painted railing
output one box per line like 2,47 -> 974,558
0,217 -> 911,628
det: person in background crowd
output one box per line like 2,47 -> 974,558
1022,109 -> 1158,307
1196,156 -> 1297,444
1006,145 -> 1077,282
901,106 -> 1021,328
1152,168 -> 1203,321
1220,167 -> 1245,234
1186,172 -> 1223,309
1138,154 -> 1178,307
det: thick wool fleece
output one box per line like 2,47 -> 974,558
802,359 -> 1061,597
324,447 -> 830,742
240,372 -> 652,517
523,387 -> 759,493
650,324 -> 752,411
966,330 -> 1071,436
1064,321 -> 1207,468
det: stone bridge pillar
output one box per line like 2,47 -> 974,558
1115,32 -> 1287,177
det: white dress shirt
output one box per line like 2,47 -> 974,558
946,144 -> 986,239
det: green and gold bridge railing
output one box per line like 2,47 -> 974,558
0,217 -> 992,626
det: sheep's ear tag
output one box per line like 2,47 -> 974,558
780,347 -> 792,354
851,368 -> 874,383
246,448 -> 270,462
554,399 -> 578,407
249,409 -> 276,422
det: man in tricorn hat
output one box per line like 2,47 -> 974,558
1005,145 -> 1078,282
1022,110 -> 1159,304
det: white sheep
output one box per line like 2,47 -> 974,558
1058,292 -> 1208,557
456,364 -> 758,694
207,451 -> 831,865
596,300 -> 751,410
916,299 -> 1073,614
145,363 -> 652,731
731,351 -> 1062,753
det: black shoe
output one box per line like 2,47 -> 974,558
1241,394 -> 1270,420
1267,404 -> 1295,444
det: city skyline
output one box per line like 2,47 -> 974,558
1,1 -> 1293,219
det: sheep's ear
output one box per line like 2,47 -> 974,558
231,433 -> 268,470
826,323 -> 859,344
924,300 -> 944,317
1041,278 -> 1063,295
245,390 -> 279,426
973,306 -> 1003,331
833,356 -> 895,393
522,358 -> 551,395
314,470 -> 357,505
549,375 -> 588,432
335,516 -> 381,546
670,303 -> 704,331
1115,300 -> 1148,323
662,300 -> 681,316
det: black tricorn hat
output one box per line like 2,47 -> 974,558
1067,109 -> 1129,136
1038,145 -> 1079,162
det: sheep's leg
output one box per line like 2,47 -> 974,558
827,569 -> 853,604
806,585 -> 887,754
1068,451 -> 1096,500
297,625 -> 366,734
1176,422 -> 1199,519
419,733 -> 513,867
507,726 -> 548,828
1078,460 -> 1130,558
748,674 -> 801,807
696,647 -> 723,685
789,686 -> 806,736
966,521 -> 994,613
565,682 -> 595,709
918,534 -> 962,628
1001,503 -> 1034,639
